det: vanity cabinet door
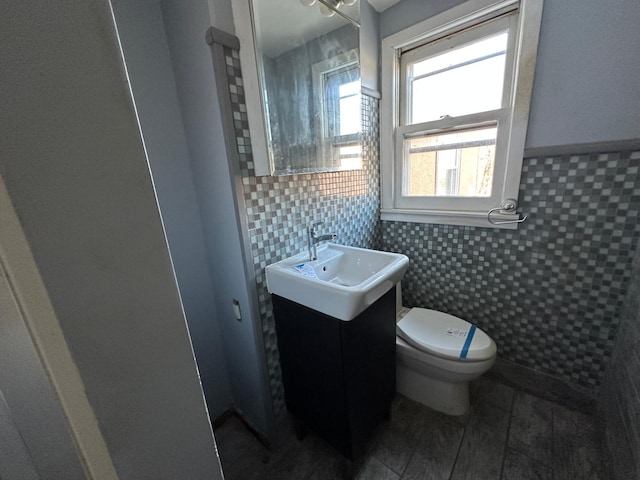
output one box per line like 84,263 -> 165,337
272,296 -> 350,456
272,286 -> 396,460
340,287 -> 396,459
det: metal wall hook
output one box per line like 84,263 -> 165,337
487,198 -> 528,225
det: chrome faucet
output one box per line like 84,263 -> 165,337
307,221 -> 337,261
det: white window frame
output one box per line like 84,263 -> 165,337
380,0 -> 544,229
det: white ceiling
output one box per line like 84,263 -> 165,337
367,0 -> 402,12
256,0 -> 359,57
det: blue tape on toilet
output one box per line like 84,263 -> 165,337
460,324 -> 477,359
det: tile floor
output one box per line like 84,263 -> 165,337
214,377 -> 602,480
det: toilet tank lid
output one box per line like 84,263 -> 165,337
396,308 -> 496,361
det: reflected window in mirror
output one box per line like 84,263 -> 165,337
314,50 -> 362,171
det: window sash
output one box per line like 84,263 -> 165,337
324,65 -> 360,138
394,109 -> 510,211
400,13 -> 516,127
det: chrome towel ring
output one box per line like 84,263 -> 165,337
487,198 -> 528,225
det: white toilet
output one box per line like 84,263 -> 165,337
395,289 -> 497,416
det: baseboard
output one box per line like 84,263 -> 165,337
486,357 -> 598,414
212,407 -> 270,448
210,408 -> 235,430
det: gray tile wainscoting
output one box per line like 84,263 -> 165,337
486,357 -> 597,414
381,150 -> 640,391
223,46 -> 381,415
598,236 -> 640,479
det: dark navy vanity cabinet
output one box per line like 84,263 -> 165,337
272,286 -> 396,460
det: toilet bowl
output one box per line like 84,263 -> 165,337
395,305 -> 497,415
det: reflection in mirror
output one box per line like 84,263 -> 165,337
251,0 -> 362,175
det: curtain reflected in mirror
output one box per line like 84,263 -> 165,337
252,0 -> 362,175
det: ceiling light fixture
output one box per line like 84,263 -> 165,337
299,0 -> 358,20
320,2 -> 340,17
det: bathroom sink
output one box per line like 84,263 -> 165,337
265,244 -> 409,321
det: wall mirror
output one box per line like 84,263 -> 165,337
233,0 -> 362,176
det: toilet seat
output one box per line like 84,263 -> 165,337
396,308 -> 496,361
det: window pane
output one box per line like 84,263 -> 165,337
325,67 -> 360,137
339,144 -> 362,170
339,80 -> 360,97
404,127 -> 496,197
408,33 -> 508,124
339,82 -> 360,135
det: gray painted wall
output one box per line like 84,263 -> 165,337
379,0 -> 464,39
360,0 -> 380,93
111,0 -> 233,419
599,236 -> 640,479
0,391 -> 40,480
208,0 -> 236,34
526,0 -> 640,148
160,0 -> 273,436
380,0 -> 640,149
0,0 -> 222,477
0,269 -> 84,479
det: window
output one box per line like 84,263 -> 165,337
380,0 -> 543,228
325,66 -> 360,138
313,50 -> 362,170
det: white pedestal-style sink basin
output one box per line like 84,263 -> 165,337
265,244 -> 409,321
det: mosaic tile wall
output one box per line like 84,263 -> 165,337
382,151 -> 640,389
598,235 -> 640,479
223,46 -> 381,415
